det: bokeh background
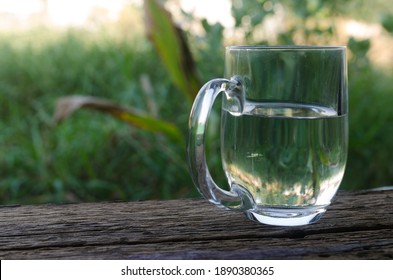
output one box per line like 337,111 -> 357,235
1,0 -> 392,204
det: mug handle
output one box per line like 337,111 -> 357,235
187,76 -> 254,210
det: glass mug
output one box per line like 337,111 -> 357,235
187,46 -> 348,226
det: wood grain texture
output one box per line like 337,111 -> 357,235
0,189 -> 392,259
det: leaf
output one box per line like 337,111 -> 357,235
53,95 -> 182,142
381,14 -> 393,34
348,37 -> 371,57
144,0 -> 200,103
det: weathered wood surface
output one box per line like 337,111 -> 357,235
0,189 -> 392,259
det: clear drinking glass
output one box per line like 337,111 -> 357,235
187,46 -> 348,226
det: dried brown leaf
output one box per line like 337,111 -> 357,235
53,95 -> 182,142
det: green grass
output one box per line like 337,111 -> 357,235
0,24 -> 393,205
343,59 -> 393,190
0,27 -> 195,204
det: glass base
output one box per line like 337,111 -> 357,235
245,206 -> 327,226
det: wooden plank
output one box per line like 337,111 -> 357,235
0,189 -> 392,259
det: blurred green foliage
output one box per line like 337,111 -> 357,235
0,27 -> 191,204
0,0 -> 392,204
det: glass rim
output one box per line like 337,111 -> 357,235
226,45 -> 346,51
